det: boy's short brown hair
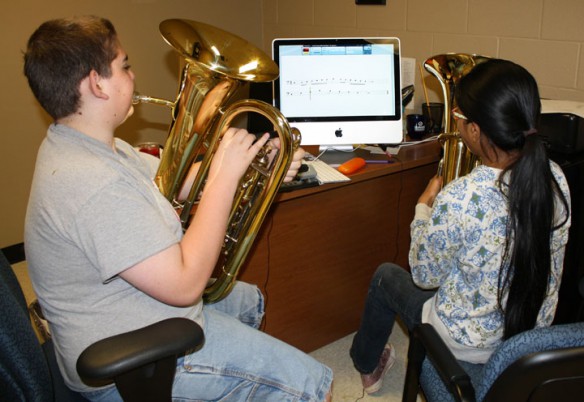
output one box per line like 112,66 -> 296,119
24,16 -> 119,119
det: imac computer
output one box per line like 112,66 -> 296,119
272,37 -> 402,151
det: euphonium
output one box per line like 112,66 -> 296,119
134,19 -> 300,303
423,54 -> 489,185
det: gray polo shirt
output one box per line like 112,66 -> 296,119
25,123 -> 202,392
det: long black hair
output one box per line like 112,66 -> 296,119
455,59 -> 570,339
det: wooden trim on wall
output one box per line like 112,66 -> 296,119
1,243 -> 25,264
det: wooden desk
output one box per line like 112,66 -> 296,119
238,141 -> 441,352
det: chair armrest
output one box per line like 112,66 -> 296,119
414,323 -> 476,402
77,317 -> 204,382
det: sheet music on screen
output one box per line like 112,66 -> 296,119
272,37 -> 403,148
278,43 -> 397,118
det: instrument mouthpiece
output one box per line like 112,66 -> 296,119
131,93 -> 175,108
132,93 -> 144,105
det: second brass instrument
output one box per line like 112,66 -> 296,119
134,19 -> 300,303
423,53 -> 489,185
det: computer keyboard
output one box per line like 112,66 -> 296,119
305,159 -> 350,184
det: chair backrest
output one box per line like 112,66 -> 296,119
480,322 -> 584,402
416,322 -> 584,402
0,250 -> 54,401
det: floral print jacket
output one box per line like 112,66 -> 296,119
409,163 -> 571,356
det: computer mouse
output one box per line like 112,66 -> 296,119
297,163 -> 317,179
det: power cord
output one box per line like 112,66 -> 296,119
311,145 -> 368,161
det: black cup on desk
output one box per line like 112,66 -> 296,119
422,102 -> 444,134
406,114 -> 427,140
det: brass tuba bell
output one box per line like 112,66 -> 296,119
423,53 -> 489,185
134,19 -> 300,303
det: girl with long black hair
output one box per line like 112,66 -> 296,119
350,59 -> 571,395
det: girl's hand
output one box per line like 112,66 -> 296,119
418,175 -> 443,206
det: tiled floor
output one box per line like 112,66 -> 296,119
309,323 -> 418,402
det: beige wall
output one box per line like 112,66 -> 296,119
0,0 -> 263,247
262,0 -> 584,107
3,0 -> 584,247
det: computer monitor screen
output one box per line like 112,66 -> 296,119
272,37 -> 402,149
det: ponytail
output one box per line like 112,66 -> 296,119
455,59 -> 570,339
499,134 -> 568,338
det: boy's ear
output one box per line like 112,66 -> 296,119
88,70 -> 109,100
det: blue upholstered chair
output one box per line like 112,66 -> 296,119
0,249 -> 204,402
402,320 -> 584,402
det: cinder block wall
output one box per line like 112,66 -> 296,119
261,0 -> 584,111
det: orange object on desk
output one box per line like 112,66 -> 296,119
338,157 -> 366,175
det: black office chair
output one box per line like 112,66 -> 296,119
402,320 -> 584,402
0,250 -> 204,402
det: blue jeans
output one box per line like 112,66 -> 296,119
350,263 -> 435,374
84,282 -> 332,401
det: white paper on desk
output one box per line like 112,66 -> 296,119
365,144 -> 402,156
368,136 -> 439,156
364,145 -> 386,155
385,146 -> 401,155
365,144 -> 402,155
541,99 -> 584,118
401,57 -> 416,114
401,57 -> 416,89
